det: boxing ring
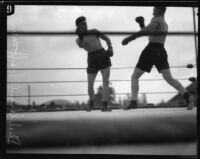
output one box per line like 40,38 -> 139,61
5,3 -> 198,156
6,48 -> 198,155
6,108 -> 197,155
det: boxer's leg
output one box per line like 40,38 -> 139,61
161,68 -> 194,110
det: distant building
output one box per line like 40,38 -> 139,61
167,80 -> 197,107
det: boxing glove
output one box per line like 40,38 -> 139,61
135,16 -> 145,28
76,28 -> 83,40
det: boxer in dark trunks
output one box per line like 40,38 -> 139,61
75,16 -> 113,111
122,7 -> 194,110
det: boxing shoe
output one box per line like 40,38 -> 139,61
124,100 -> 137,110
183,92 -> 194,110
101,101 -> 112,112
86,100 -> 93,112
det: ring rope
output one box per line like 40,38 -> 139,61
7,65 -> 196,71
7,92 -> 180,98
7,78 -> 195,84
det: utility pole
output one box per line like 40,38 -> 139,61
28,84 -> 31,106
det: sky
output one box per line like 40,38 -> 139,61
7,5 -> 198,105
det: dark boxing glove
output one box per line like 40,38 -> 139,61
76,28 -> 83,40
135,16 -> 145,28
107,48 -> 113,57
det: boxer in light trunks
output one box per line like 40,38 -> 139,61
122,6 -> 194,110
75,16 -> 113,111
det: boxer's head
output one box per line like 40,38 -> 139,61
153,7 -> 166,17
75,16 -> 87,32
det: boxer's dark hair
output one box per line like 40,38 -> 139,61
75,16 -> 86,27
154,6 -> 166,14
